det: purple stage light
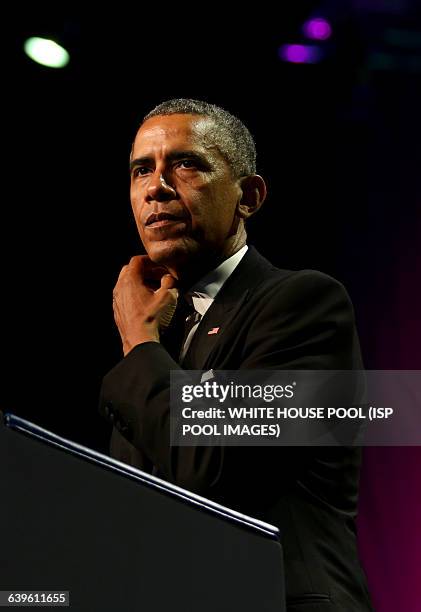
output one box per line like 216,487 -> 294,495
278,44 -> 321,64
303,17 -> 332,41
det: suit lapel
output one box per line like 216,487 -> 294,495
181,246 -> 274,370
182,290 -> 250,370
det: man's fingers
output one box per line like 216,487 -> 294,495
154,282 -> 178,305
128,254 -> 147,268
160,273 -> 177,290
112,257 -> 178,341
116,255 -> 172,289
129,255 -> 168,276
153,282 -> 178,317
154,286 -> 179,331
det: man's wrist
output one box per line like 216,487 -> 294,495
123,335 -> 159,356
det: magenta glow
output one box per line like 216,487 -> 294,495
303,17 -> 332,41
278,44 -> 321,64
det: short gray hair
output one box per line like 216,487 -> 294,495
141,98 -> 257,178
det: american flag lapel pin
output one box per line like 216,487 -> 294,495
207,327 -> 220,335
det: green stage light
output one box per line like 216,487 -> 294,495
24,37 -> 70,69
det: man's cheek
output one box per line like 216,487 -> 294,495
130,201 -> 143,227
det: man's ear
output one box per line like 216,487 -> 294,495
236,175 -> 267,220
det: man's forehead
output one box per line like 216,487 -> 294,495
133,114 -> 215,152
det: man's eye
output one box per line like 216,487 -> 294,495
133,167 -> 151,177
178,159 -> 196,169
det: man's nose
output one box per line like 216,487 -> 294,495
146,172 -> 177,202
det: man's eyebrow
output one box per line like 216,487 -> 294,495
167,150 -> 209,164
129,150 -> 211,172
129,156 -> 153,172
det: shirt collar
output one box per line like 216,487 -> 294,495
187,245 -> 248,317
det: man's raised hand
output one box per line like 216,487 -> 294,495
112,255 -> 178,356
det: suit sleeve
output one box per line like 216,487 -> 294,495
99,340 -> 224,491
98,270 -> 362,502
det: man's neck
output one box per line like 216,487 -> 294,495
176,239 -> 246,292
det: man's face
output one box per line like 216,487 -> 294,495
130,114 -> 242,271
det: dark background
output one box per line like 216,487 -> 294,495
3,3 -> 421,609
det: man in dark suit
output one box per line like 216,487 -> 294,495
99,99 -> 373,610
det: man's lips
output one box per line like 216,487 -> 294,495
145,212 -> 187,228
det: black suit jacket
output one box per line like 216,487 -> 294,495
99,246 -> 373,611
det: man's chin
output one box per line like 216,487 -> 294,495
145,239 -> 198,269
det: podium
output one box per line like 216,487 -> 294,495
0,413 -> 285,611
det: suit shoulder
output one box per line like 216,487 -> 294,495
256,266 -> 350,302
